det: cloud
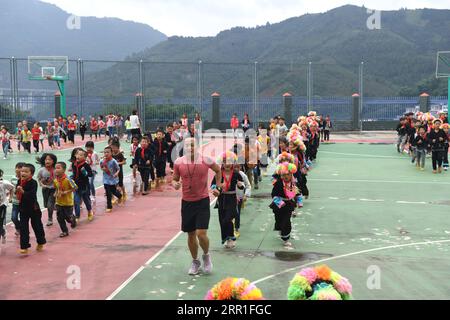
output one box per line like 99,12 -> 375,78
39,0 -> 450,36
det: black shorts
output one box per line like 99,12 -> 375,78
181,197 -> 210,233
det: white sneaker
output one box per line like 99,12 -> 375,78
202,254 -> 213,274
225,239 -> 236,249
283,240 -> 293,248
188,259 -> 201,275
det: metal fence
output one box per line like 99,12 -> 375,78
0,57 -> 448,130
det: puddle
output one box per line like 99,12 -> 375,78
258,251 -> 332,262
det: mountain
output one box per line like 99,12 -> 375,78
87,5 -> 450,97
0,0 -> 166,60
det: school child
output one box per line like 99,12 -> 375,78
54,162 -> 77,237
243,137 -> 258,190
16,163 -> 46,254
234,165 -> 251,239
72,149 -> 94,221
79,117 -> 87,141
130,135 -> 141,187
31,122 -> 41,153
37,153 -> 57,226
100,146 -> 122,212
257,126 -> 270,176
21,125 -> 32,154
269,162 -> 302,248
324,115 -> 332,142
125,116 -> 132,142
165,124 -> 176,171
442,123 -> 449,171
279,136 -> 289,154
181,113 -> 189,128
53,121 -> 64,149
277,117 -> 288,136
1,127 -> 10,159
10,163 -> 24,236
67,119 -> 76,144
396,117 -> 408,153
106,114 -> 115,137
90,116 -> 99,140
0,169 -> 14,244
111,140 -> 127,200
133,136 -> 153,195
230,113 -> 239,136
85,141 -> 100,202
242,113 -> 251,133
414,126 -> 427,171
46,122 -> 55,150
152,129 -> 169,185
211,151 -> 244,249
307,122 -> 320,161
98,116 -> 106,138
428,119 -> 448,174
15,122 -> 23,152
288,130 -> 309,199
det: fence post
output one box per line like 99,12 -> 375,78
283,92 -> 293,126
419,93 -> 430,113
307,61 -> 312,112
253,61 -> 258,128
77,59 -> 83,116
55,90 -> 61,119
211,92 -> 220,129
352,93 -> 361,131
197,60 -> 203,116
135,92 -> 144,131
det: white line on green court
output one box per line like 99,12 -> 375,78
105,197 -> 218,300
320,151 -> 404,159
310,178 -> 450,185
251,239 -> 450,285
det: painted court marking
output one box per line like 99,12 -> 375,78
106,197 -> 218,300
311,178 -> 450,185
251,239 -> 450,285
320,151 -> 403,159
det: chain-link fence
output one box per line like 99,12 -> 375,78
0,57 -> 447,131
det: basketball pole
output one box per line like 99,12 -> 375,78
56,80 -> 66,118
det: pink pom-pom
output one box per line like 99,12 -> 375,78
298,268 -> 317,284
335,277 -> 352,294
204,290 -> 214,300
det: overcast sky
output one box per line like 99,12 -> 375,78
40,0 -> 449,36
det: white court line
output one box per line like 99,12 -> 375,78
310,178 -> 450,185
252,239 -> 450,285
396,201 -> 427,205
106,197 -> 218,300
320,151 -> 402,159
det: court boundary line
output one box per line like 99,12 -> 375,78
320,151 -> 404,159
251,239 -> 450,285
310,178 -> 450,185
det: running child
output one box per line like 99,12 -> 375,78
428,119 -> 448,174
414,126 -> 427,171
211,151 -> 244,249
37,153 -> 57,226
441,123 -> 449,171
0,169 -> 14,244
72,149 -> 94,221
1,127 -> 10,159
85,141 -> 100,202
133,136 -> 153,195
270,162 -> 302,248
21,125 -> 32,154
152,129 -> 169,186
16,163 -> 46,254
100,146 -> 122,212
67,119 -> 76,144
54,162 -> 77,237
90,116 -> 99,140
111,140 -> 127,201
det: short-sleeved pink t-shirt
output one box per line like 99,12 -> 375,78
174,155 -> 214,202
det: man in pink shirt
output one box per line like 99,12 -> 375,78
172,138 -> 221,275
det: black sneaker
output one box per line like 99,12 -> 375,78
70,216 -> 77,229
59,232 -> 69,238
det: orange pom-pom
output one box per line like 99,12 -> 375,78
315,265 -> 332,281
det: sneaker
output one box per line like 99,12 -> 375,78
88,211 -> 94,221
445,168 -> 449,171
225,239 -> 236,249
59,232 -> 69,238
202,254 -> 213,274
3,157 -> 6,160
283,241 -> 293,248
36,244 -> 44,251
70,216 -> 77,229
188,259 -> 201,275
420,168 -> 425,171
106,208 -> 112,213
19,249 -> 29,255
433,170 -> 437,174
46,220 -> 53,227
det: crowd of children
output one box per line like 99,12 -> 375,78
0,108 -> 328,255
396,111 -> 449,173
